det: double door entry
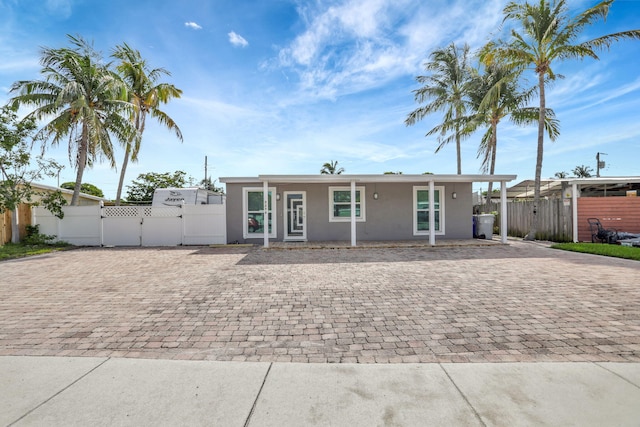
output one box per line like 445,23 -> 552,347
284,191 -> 306,241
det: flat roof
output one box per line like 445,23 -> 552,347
507,176 -> 640,198
220,174 -> 518,184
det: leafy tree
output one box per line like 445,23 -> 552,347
60,181 -> 104,198
320,160 -> 344,175
0,106 -> 66,243
573,165 -> 593,178
111,43 -> 183,205
383,171 -> 403,174
482,0 -> 640,240
199,177 -> 224,193
406,43 -> 472,174
9,35 -> 135,206
125,170 -> 188,203
554,171 -> 569,178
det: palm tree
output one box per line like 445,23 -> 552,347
112,43 -> 183,205
320,160 -> 344,174
573,165 -> 593,178
554,171 -> 569,178
468,63 -> 559,211
406,43 -> 472,174
483,0 -> 640,240
9,35 -> 133,205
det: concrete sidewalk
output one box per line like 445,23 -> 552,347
3,356 -> 640,426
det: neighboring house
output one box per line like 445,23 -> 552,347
29,182 -> 106,206
501,177 -> 640,242
220,174 -> 517,247
566,177 -> 640,242
1,182 -> 107,244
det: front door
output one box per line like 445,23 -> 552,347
284,191 -> 306,241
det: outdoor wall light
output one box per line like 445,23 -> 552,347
373,192 -> 379,200
452,192 -> 457,199
276,193 -> 281,201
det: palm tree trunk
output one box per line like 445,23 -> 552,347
71,124 -> 89,206
526,72 -> 546,241
455,114 -> 462,175
115,146 -> 130,206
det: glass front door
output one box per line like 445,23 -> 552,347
284,192 -> 306,241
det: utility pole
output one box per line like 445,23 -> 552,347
596,152 -> 607,177
204,155 -> 208,188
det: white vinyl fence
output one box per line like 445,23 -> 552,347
33,204 -> 226,246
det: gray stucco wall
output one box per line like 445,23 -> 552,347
225,181 -> 473,243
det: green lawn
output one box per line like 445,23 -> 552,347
551,242 -> 640,261
0,243 -> 71,261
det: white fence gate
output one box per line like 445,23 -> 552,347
33,204 -> 226,246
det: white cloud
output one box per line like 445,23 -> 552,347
45,0 -> 72,19
185,22 -> 202,30
228,31 -> 248,48
276,0 -> 507,102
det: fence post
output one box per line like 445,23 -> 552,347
100,202 -> 104,247
181,201 -> 185,246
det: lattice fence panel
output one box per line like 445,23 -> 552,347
103,206 -> 142,217
143,206 -> 182,217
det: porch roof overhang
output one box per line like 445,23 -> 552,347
566,176 -> 640,186
220,174 -> 518,184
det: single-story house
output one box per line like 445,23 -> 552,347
505,177 -> 640,242
220,174 -> 517,247
566,177 -> 640,242
29,182 -> 107,206
1,182 -> 106,244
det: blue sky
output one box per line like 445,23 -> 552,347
1,0 -> 639,198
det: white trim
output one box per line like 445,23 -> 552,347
572,183 -> 579,242
350,180 -> 357,247
263,181 -> 269,248
242,187 -> 276,239
283,191 -> 307,241
328,186 -> 366,222
500,182 -> 507,244
221,174 -> 518,184
413,185 -> 445,236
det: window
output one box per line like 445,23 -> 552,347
243,187 -> 276,238
413,186 -> 444,235
329,186 -> 366,222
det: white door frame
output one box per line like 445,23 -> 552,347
283,191 -> 307,241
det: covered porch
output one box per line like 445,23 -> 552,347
221,174 -> 517,248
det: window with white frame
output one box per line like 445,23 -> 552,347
329,186 -> 366,222
413,186 -> 444,235
243,187 -> 276,238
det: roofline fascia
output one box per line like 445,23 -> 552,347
221,174 -> 518,184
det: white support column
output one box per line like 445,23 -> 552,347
100,204 -> 104,246
263,180 -> 269,248
572,183 -> 578,242
500,181 -> 507,244
429,180 -> 435,246
350,180 -> 357,247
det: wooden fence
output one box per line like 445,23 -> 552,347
0,204 -> 32,245
484,199 -> 573,242
577,197 -> 640,242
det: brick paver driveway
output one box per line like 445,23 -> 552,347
1,241 -> 639,363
